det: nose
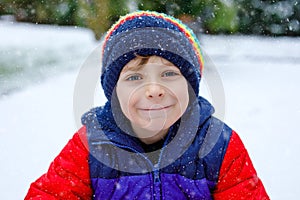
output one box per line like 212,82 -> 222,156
145,84 -> 165,99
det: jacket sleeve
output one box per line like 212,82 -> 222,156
212,131 -> 270,200
25,126 -> 93,199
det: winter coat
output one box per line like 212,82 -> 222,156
25,97 -> 269,199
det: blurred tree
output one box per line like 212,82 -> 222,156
76,0 -> 128,40
0,0 -> 299,36
137,0 -> 167,13
236,0 -> 300,36
0,0 -> 78,25
199,0 -> 238,34
137,0 -> 238,34
0,0 -> 13,15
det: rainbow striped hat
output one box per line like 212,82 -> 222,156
101,10 -> 204,100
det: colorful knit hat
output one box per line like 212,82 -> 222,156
101,10 -> 204,100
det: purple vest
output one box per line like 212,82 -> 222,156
82,97 -> 232,199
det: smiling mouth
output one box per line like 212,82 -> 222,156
140,105 -> 172,111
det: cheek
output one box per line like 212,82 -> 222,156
116,85 -> 140,118
168,80 -> 189,111
176,91 -> 189,116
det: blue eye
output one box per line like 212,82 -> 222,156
162,71 -> 180,77
126,74 -> 142,81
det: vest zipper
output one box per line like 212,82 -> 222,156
152,130 -> 173,200
153,169 -> 160,183
91,141 -> 164,199
153,166 -> 161,200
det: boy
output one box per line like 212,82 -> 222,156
25,11 -> 269,199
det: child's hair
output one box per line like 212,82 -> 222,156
121,54 -> 176,73
121,54 -> 150,72
100,10 -> 204,101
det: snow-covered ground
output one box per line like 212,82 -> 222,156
0,20 -> 300,199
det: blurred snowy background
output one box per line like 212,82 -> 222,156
1,13 -> 300,200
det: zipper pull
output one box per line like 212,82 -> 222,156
153,169 -> 160,183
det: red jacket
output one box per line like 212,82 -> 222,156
25,126 -> 269,199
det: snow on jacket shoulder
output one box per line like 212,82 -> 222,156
25,126 -> 92,200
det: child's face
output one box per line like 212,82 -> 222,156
116,56 -> 189,138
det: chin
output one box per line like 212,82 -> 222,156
143,119 -> 175,132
